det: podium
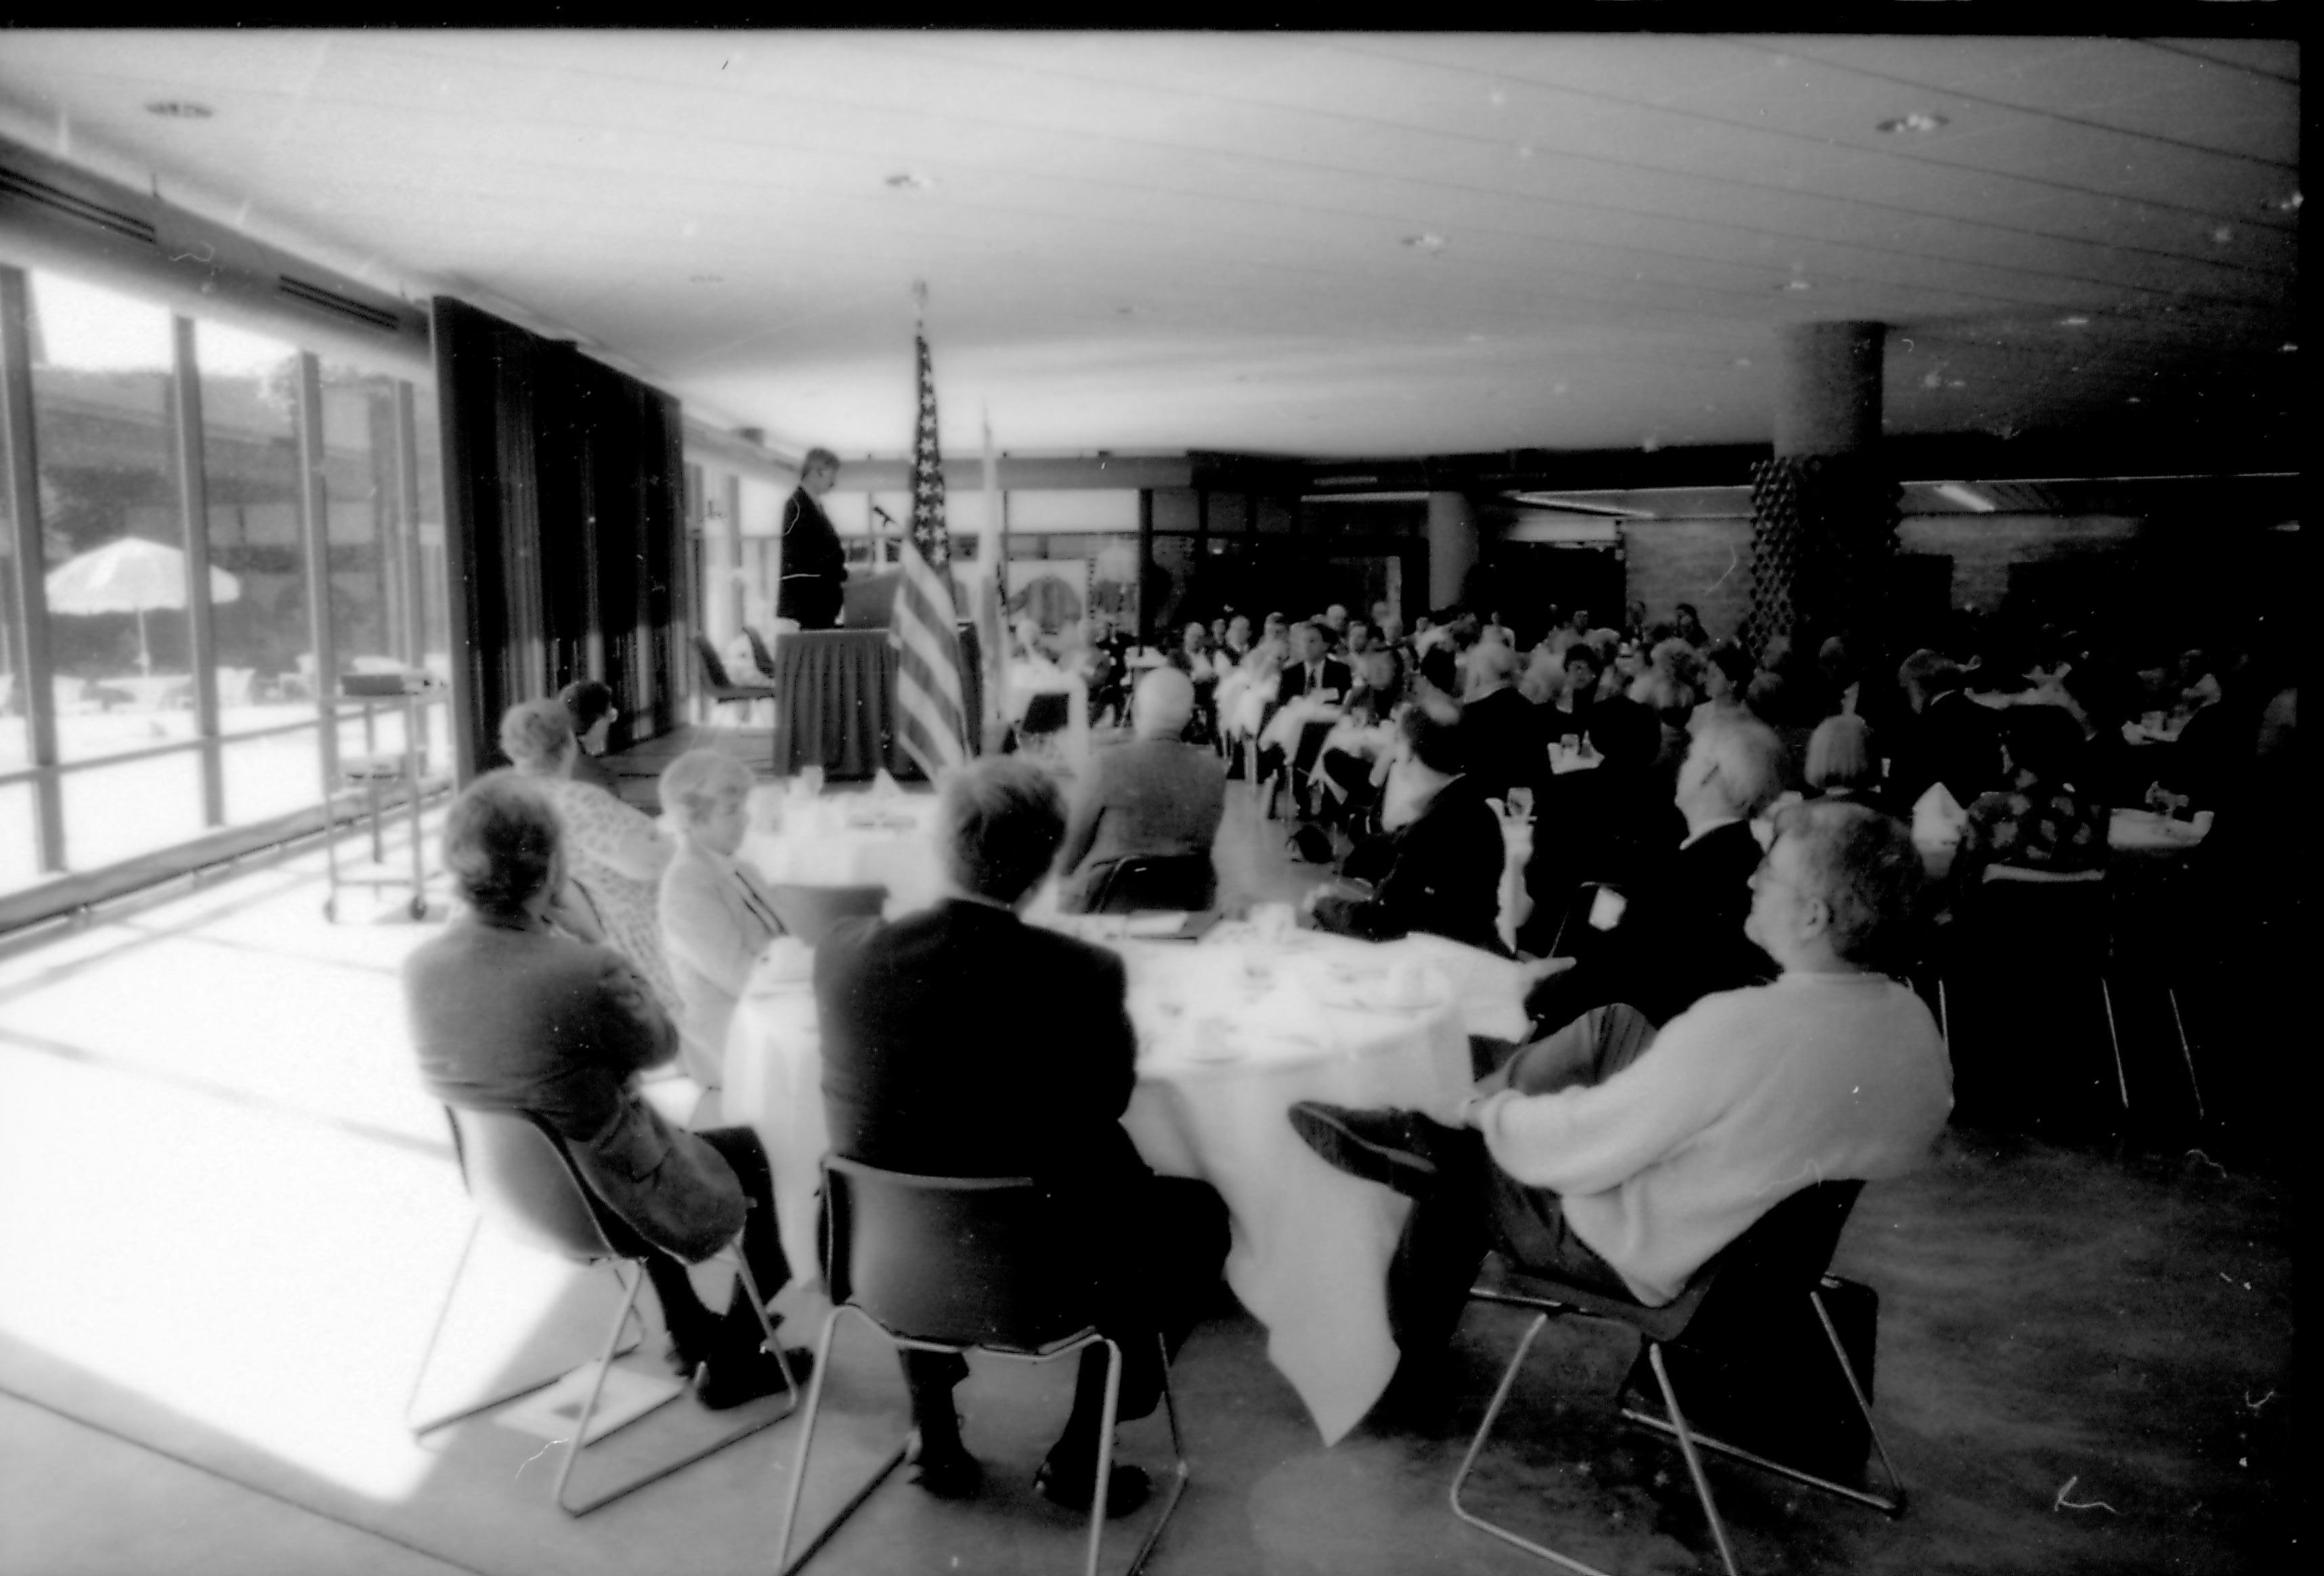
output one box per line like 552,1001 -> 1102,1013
768,623 -> 983,781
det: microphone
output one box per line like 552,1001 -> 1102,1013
870,504 -> 897,525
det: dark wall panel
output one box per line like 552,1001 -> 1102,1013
431,297 -> 685,781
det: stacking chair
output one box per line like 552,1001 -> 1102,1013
766,882 -> 889,946
776,1158 -> 1188,1576
1943,864 -> 2157,1123
1450,1180 -> 1903,1576
695,634 -> 779,727
744,624 -> 783,680
1086,854 -> 1216,916
407,1106 -> 800,1515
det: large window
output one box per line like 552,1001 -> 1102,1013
0,263 -> 445,899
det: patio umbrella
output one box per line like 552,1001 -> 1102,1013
45,535 -> 242,676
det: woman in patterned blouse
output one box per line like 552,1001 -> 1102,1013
1952,704 -> 2109,887
498,699 -> 682,1019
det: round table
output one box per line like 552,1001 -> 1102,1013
740,787 -> 943,914
723,924 -> 1487,1444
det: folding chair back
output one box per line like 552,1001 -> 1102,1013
780,1158 -> 1185,1576
823,1156 -> 1099,1352
448,1106 -> 618,1264
767,883 -> 888,946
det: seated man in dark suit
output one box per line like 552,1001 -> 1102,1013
1516,695 -> 1685,956
1459,639 -> 1547,806
1523,714 -> 1784,1033
1260,620 -> 1354,812
1308,697 -> 1509,956
404,772 -> 812,1409
1887,648 -> 2002,810
1056,667 -> 1226,913
815,759 -> 1229,1514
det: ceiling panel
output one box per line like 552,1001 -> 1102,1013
0,28 -> 2297,462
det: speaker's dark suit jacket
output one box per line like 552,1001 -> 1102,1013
1526,817 -> 1776,1030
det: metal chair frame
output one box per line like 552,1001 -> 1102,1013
1947,864 -> 2203,1120
775,1162 -> 1188,1576
406,1107 -> 802,1515
1085,854 -> 1216,917
1447,1182 -> 1904,1576
694,634 -> 779,729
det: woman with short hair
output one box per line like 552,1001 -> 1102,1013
656,749 -> 788,1093
498,698 -> 679,1018
1806,713 -> 1881,802
558,678 -> 621,795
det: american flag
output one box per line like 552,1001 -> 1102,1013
890,326 -> 969,779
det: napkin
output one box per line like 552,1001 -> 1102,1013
1912,781 -> 1967,849
748,936 -> 815,992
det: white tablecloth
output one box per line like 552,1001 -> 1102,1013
739,788 -> 944,915
723,927 -> 1486,1445
1911,804 -> 2210,880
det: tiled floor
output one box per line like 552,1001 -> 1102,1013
0,754 -> 2296,1575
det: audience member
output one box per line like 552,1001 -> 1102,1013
815,759 -> 1229,1512
406,772 -> 812,1408
1687,642 -> 1757,736
1056,667 -> 1226,913
1523,716 -> 1782,1030
1888,649 -> 2002,810
1459,639 -> 1547,806
1518,696 -> 1685,954
1950,704 -> 2108,888
499,699 -> 680,1019
1287,798 -> 1950,1408
1806,713 -> 1881,804
1308,697 -> 1507,955
656,749 -> 787,1093
559,679 -> 622,795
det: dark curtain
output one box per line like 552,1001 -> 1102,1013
432,298 -> 686,781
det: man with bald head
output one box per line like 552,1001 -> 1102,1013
1056,665 -> 1228,913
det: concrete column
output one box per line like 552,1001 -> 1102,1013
1426,491 -> 1479,611
1744,321 -> 1898,661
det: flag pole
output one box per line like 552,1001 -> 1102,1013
981,404 -> 1006,747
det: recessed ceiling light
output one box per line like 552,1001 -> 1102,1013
1402,234 -> 1447,253
1876,112 -> 1948,134
2211,225 -> 2234,244
2126,396 -> 2143,404
1782,279 -> 1812,292
145,100 -> 213,119
689,273 -> 723,285
2060,315 -> 2090,326
884,171 -> 934,190
2281,342 -> 2299,353
1731,357 -> 1752,368
2262,191 -> 2302,213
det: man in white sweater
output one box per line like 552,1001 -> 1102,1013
1291,797 -> 1952,1403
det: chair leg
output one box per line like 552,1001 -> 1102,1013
1935,976 -> 1950,1052
775,1305 -> 911,1576
1085,1339 -> 1124,1576
1645,1342 -> 1741,1576
2099,976 -> 2130,1112
406,1221 -> 643,1437
1810,1286 -> 1907,1516
2168,986 -> 2205,1122
556,1254 -> 805,1516
1448,1313 -> 1617,1576
1124,1334 -> 1190,1576
1621,1320 -> 1907,1516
